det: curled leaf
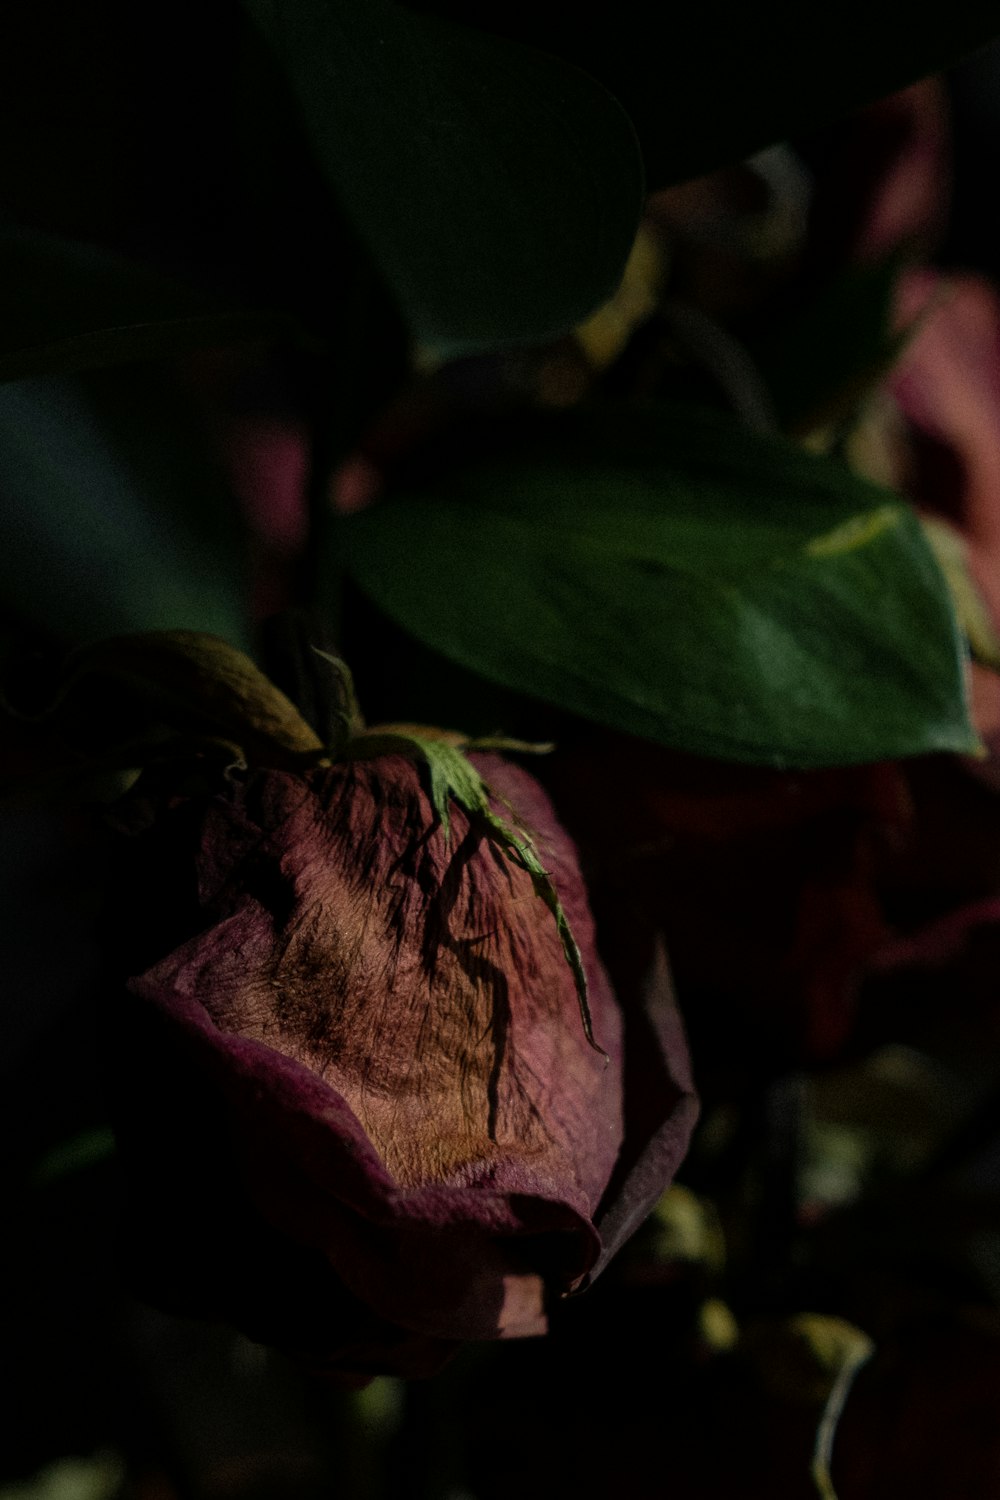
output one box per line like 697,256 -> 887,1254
741,1313 -> 875,1500
808,1319 -> 876,1500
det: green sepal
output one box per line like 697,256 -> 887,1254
342,726 -> 602,1055
310,647 -> 366,754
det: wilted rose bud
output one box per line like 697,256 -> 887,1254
96,638 -> 696,1379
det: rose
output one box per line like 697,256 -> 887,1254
106,705 -> 696,1380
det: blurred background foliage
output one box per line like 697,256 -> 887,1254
6,2 -> 1000,1496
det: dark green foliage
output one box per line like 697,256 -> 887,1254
0,231 -> 286,383
345,405 -> 975,765
0,372 -> 251,648
405,0 -> 1000,188
243,0 -> 644,343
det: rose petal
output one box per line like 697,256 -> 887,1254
124,752 -> 654,1348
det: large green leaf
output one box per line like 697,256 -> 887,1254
0,230 -> 288,383
344,405 -> 975,766
0,372 -> 251,648
242,0 -> 643,344
406,1 -> 1000,189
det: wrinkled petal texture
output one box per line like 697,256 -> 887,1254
129,753 -> 628,1343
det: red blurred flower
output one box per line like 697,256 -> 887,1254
549,733 -> 909,1071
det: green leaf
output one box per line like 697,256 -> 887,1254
406,1 -> 1000,190
0,371 -> 252,649
0,230 -> 289,383
344,404 -> 976,767
241,0 -> 643,344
